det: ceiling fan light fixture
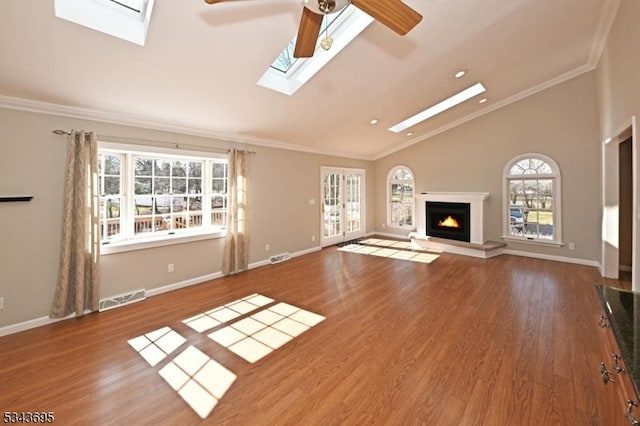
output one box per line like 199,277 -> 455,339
318,0 -> 336,13
320,36 -> 333,50
320,12 -> 333,51
304,0 -> 350,15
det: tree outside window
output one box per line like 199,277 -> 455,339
387,166 -> 415,228
504,154 -> 561,243
98,147 -> 227,244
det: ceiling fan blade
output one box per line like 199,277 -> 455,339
293,8 -> 323,58
351,0 -> 422,35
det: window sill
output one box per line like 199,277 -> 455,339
386,224 -> 415,230
501,236 -> 563,247
101,229 -> 226,255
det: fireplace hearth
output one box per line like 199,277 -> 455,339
426,201 -> 471,242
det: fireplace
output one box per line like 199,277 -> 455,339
414,192 -> 488,244
426,201 -> 471,242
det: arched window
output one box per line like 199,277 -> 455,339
503,154 -> 561,244
387,166 -> 415,228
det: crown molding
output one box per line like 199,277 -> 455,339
373,63 -> 595,160
587,0 -> 621,68
0,95 -> 373,161
374,0 -> 621,161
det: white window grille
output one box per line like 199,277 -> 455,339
98,144 -> 227,248
503,153 -> 562,244
387,166 -> 415,228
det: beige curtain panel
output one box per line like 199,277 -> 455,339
51,131 -> 101,318
222,149 -> 249,275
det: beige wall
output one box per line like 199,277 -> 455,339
595,0 -> 640,283
595,0 -> 640,140
374,72 -> 602,261
0,107 -> 374,327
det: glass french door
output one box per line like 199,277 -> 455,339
321,167 -> 365,246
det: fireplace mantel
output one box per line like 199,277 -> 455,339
415,192 -> 489,244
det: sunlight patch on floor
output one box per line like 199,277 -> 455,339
208,302 -> 325,363
128,295 -> 325,419
127,326 -> 187,367
182,293 -> 275,333
159,345 -> 236,419
359,238 -> 415,249
338,244 -> 440,264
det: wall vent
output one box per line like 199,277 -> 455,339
269,253 -> 291,264
99,289 -> 146,312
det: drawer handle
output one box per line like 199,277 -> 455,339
601,362 -> 615,384
614,354 -> 626,374
626,400 -> 639,425
599,315 -> 609,328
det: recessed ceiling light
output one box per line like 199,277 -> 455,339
455,70 -> 466,78
406,132 -> 414,136
370,119 -> 379,125
388,82 -> 487,133
479,98 -> 488,104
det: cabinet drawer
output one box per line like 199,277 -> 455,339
600,314 -> 640,424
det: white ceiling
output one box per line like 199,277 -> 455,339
0,0 -> 619,159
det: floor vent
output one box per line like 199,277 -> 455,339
99,289 -> 146,312
270,253 -> 291,264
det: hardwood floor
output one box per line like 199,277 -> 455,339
0,245 -> 631,425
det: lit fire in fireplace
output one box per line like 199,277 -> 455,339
438,215 -> 461,228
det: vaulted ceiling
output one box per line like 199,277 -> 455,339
0,0 -> 619,159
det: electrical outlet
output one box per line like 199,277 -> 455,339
168,263 -> 175,273
0,297 -> 4,310
312,235 -> 316,242
265,244 -> 270,251
568,242 -> 576,250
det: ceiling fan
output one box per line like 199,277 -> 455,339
203,0 -> 423,58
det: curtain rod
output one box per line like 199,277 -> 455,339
51,129 -> 256,155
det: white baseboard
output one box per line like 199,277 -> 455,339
249,246 -> 321,268
0,309 -> 92,337
503,249 -> 601,268
368,231 -> 411,240
0,246 -> 323,337
145,272 -> 225,298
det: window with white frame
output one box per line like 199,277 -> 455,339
98,143 -> 227,246
387,166 -> 415,228
503,154 -> 561,243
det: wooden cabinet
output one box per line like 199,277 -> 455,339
599,314 -> 640,425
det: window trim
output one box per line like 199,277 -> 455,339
502,153 -> 562,246
386,165 -> 415,229
98,141 -> 227,255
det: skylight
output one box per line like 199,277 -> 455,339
54,0 -> 155,46
258,5 -> 374,95
388,83 -> 487,133
269,6 -> 350,74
